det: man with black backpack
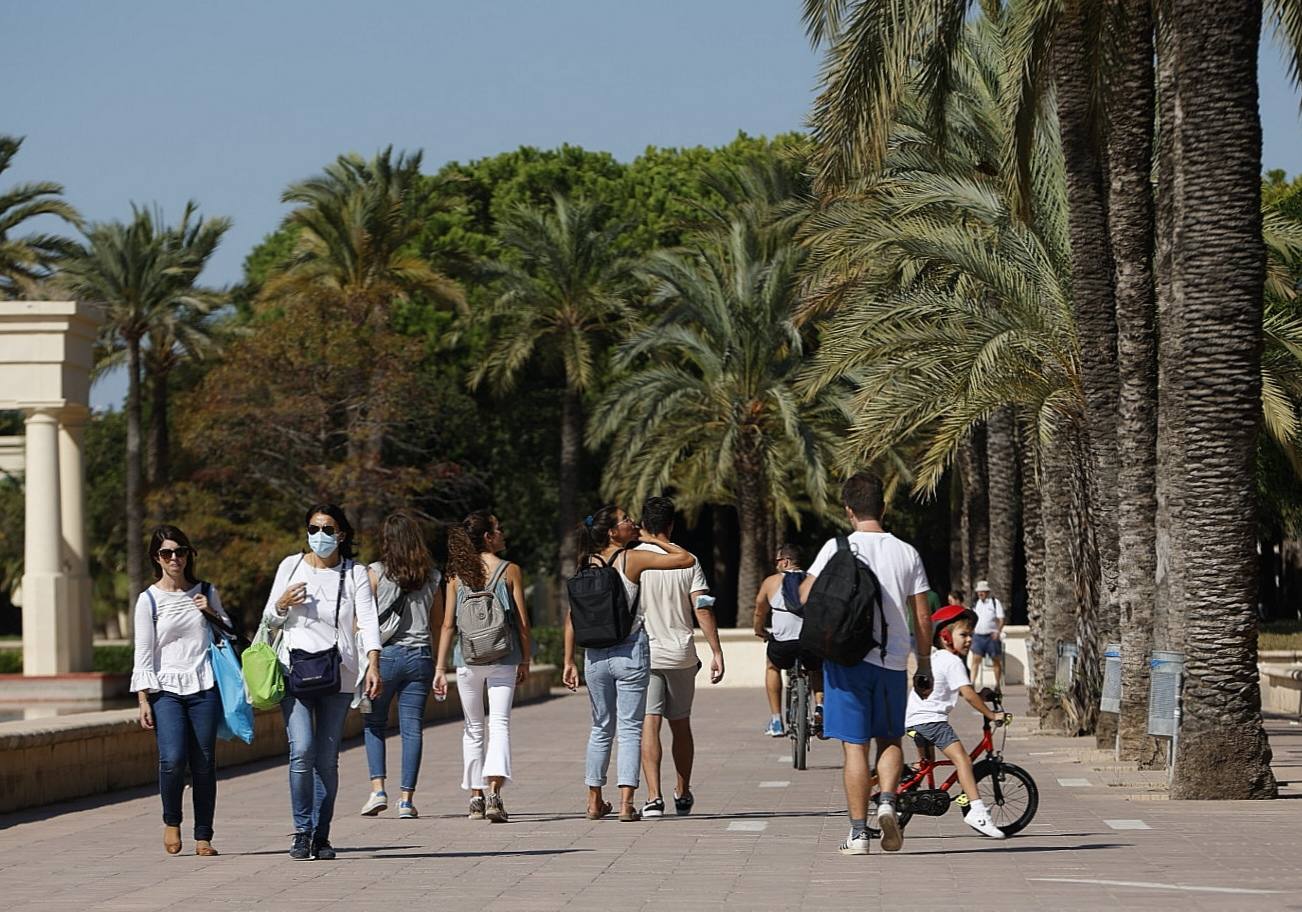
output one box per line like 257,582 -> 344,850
798,473 -> 934,858
753,544 -> 823,737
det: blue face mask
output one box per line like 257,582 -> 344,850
308,530 -> 339,559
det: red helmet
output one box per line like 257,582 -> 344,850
932,604 -> 977,629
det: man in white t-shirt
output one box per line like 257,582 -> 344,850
798,473 -> 933,857
969,580 -> 1006,689
635,496 -> 724,818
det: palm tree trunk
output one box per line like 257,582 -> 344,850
1018,419 -> 1046,715
1168,0 -> 1275,799
959,427 -> 989,596
734,461 -> 767,629
1108,0 -> 1163,767
949,469 -> 965,595
1055,2 -> 1120,736
556,385 -> 582,615
125,337 -> 145,636
1038,430 -> 1076,731
986,406 -> 1018,608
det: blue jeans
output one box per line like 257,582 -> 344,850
583,628 -> 650,788
150,687 -> 221,840
281,690 -> 353,839
363,644 -> 433,791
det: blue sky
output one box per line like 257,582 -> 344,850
2,1 -> 1299,409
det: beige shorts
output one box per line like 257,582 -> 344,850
646,664 -> 699,721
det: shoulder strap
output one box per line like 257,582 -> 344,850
486,559 -> 511,591
147,588 -> 157,623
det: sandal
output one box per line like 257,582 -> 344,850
163,826 -> 182,855
195,841 -> 219,857
619,805 -> 642,822
586,800 -> 613,820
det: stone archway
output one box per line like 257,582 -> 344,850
0,301 -> 102,675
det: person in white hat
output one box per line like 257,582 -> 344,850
969,581 -> 1005,689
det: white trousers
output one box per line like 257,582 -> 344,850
455,663 -> 517,790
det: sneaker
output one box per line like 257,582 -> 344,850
674,790 -> 694,816
813,705 -> 827,740
765,718 -> 784,737
398,801 -> 418,819
311,835 -> 336,860
877,803 -> 904,853
288,831 -> 312,861
642,797 -> 665,818
468,796 -> 486,820
360,790 -> 388,816
486,793 -> 509,823
838,829 -> 871,856
964,809 -> 1006,839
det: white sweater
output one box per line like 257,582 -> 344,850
131,582 -> 232,695
262,554 -> 381,693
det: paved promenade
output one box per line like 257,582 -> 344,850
2,685 -> 1300,912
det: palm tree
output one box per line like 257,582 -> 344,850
1167,0 -> 1276,799
468,194 -> 633,598
0,135 -> 81,296
64,203 -> 230,625
589,215 -> 845,627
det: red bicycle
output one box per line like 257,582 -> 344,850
868,690 -> 1039,837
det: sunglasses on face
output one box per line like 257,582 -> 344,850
157,547 -> 192,561
307,524 -> 338,536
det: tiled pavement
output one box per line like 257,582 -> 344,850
2,685 -> 1301,912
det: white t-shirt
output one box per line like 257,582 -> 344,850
636,542 -> 710,669
905,649 -> 970,725
131,583 -> 232,695
262,554 -> 382,693
973,597 -> 1004,635
806,531 -> 930,671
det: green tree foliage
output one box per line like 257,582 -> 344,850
0,135 -> 81,297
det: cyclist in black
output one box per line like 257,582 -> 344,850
752,545 -> 823,737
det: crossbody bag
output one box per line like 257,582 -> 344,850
286,558 -> 349,697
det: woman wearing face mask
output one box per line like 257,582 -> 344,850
131,524 -> 233,857
263,504 -> 382,861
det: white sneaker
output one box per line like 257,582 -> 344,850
964,809 -> 1006,839
876,803 -> 903,852
838,829 -> 870,856
360,791 -> 388,816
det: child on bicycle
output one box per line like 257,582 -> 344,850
904,604 -> 1012,839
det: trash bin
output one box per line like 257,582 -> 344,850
1146,650 -> 1184,738
1100,643 -> 1122,714
1055,642 -> 1079,691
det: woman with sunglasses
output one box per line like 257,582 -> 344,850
131,525 -> 233,857
263,504 -> 382,861
562,504 -> 694,821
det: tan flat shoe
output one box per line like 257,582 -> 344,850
163,826 -> 182,855
195,840 -> 219,857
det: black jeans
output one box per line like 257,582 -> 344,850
150,686 -> 221,840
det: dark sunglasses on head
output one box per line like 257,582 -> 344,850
157,547 -> 192,561
307,524 -> 338,536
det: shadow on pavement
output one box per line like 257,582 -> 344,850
901,842 -> 1128,856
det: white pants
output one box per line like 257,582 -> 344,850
455,663 -> 517,790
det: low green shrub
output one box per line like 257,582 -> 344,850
0,645 -> 134,674
0,650 -> 21,674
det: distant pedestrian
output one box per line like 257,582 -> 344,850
264,504 -> 382,861
132,524 -> 234,857
635,496 -> 723,818
969,581 -> 1005,689
359,510 -> 443,820
798,474 -> 934,857
562,504 -> 695,821
753,544 -> 822,738
434,511 -> 532,824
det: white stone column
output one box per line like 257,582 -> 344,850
21,409 -> 67,675
59,407 -> 92,672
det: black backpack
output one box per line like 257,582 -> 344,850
567,549 -> 639,648
798,536 -> 887,666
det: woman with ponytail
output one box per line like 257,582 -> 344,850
434,511 -> 531,823
561,504 -> 694,821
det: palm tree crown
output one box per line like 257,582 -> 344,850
0,135 -> 81,297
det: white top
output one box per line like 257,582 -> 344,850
807,531 -> 930,671
973,596 -> 1004,635
262,554 -> 382,693
636,542 -> 710,669
767,576 -> 804,642
905,649 -> 970,725
131,582 -> 232,695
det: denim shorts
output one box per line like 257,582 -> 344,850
823,661 -> 907,744
972,633 -> 1002,657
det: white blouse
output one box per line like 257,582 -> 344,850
262,554 -> 381,694
130,583 -> 232,695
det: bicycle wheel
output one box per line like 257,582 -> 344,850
970,760 -> 1038,836
791,675 -> 809,770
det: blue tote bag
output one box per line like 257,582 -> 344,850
209,625 -> 255,744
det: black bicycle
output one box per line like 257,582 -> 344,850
784,656 -> 818,770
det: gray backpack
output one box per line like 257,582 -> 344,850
456,560 -> 513,665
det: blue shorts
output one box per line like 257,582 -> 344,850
972,633 -> 1003,658
823,662 -> 907,744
